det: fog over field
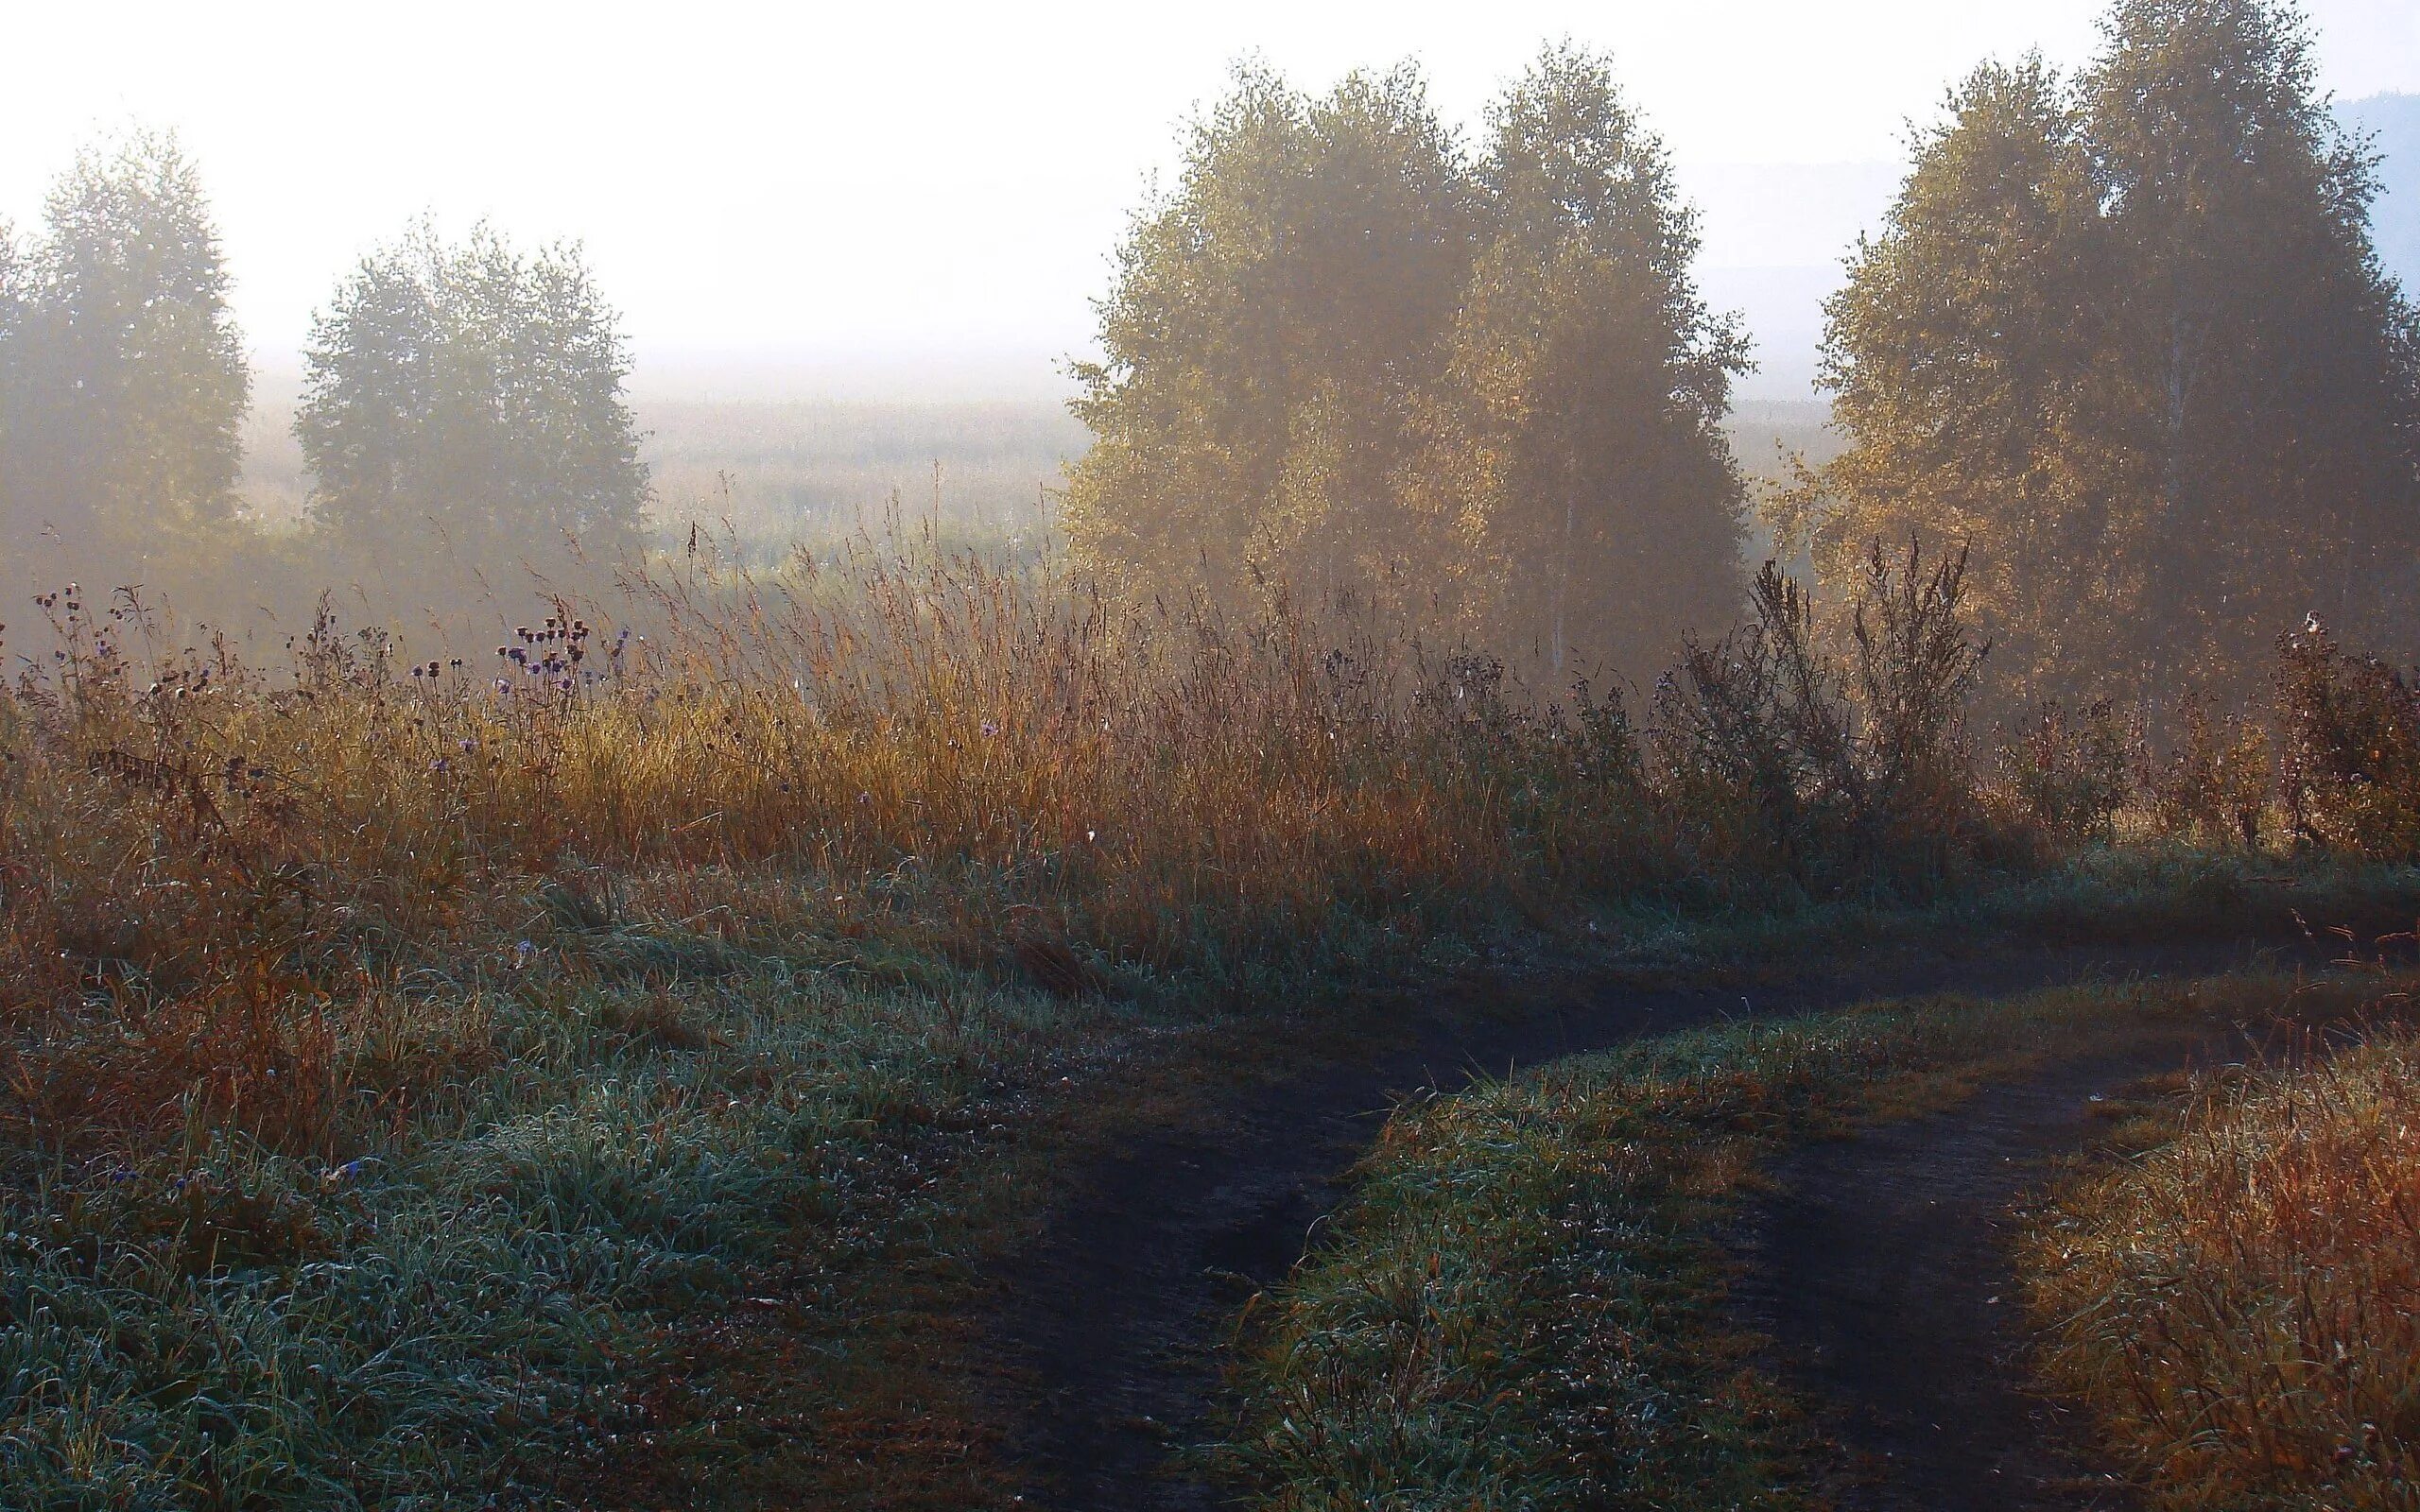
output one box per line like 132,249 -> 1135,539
9,3 -> 2414,416
220,95 -> 2409,551
213,93 -> 2420,541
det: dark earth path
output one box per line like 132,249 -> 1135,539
1737,1049 -> 2198,1511
985,936 -> 2296,1511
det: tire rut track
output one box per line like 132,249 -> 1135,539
986,939 -> 2286,1510
1737,1050 -> 2187,1510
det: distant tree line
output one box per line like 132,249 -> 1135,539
2,0 -> 2413,707
295,220 -> 648,562
1071,0 -> 2420,704
0,135 -> 647,597
1063,44 -> 1749,682
0,133 -> 249,561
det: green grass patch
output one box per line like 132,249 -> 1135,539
0,917 -> 1131,1510
8,853 -> 2418,1509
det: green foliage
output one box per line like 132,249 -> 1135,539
0,130 -> 251,562
1063,61 -> 1473,615
296,221 -> 649,562
1064,47 -> 1747,682
0,218 -> 25,523
1810,0 -> 2420,706
1805,58 -> 2118,695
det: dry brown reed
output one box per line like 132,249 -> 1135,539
1,534 -> 2409,1160
2022,1023 -> 2420,1510
0,541 -> 1646,1154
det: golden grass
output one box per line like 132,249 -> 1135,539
2022,1022 -> 2420,1509
4,534 -> 2412,1161
0,542 -> 1657,1158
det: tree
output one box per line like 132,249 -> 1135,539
2084,0 -> 2420,686
1810,0 -> 2420,705
1065,51 -> 1750,682
1062,62 -> 1477,612
1419,44 -> 1749,677
1809,59 -> 2128,696
0,220 -> 26,520
0,131 -> 250,557
297,222 -> 648,561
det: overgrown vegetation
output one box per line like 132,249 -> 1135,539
3,0 -> 2417,1503
0,516 -> 2415,1503
2022,1024 -> 2420,1511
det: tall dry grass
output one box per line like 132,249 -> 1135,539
2,531 -> 2411,1161
2022,1026 -> 2420,1510
3,527 -> 2418,1503
0,537 -> 1668,1159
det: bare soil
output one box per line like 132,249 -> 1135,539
1736,1051 -> 2190,1510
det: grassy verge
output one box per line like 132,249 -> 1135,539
1216,968 -> 2417,1510
2020,1024 -> 2420,1511
9,859 -> 2417,1510
1579,848 -> 2420,980
0,895 -> 1136,1509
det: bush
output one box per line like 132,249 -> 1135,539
2136,696 -> 2272,850
1989,700 -> 2132,846
2276,621 -> 2420,860
1652,541 -> 1986,891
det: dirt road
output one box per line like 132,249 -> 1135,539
987,938 -> 2284,1510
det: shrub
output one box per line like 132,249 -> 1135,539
1652,541 -> 1986,891
1990,699 -> 2133,846
2136,696 -> 2272,849
2276,620 -> 2420,860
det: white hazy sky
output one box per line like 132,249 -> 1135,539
5,1 -> 2418,397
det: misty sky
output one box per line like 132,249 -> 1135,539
6,0 -> 2418,399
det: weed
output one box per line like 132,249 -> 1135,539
0,534 -> 2411,1504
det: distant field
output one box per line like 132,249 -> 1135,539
639,395 -> 1090,552
239,377 -> 1834,556
237,371 -> 1090,553
1727,398 -> 1840,485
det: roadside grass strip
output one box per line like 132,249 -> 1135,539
0,950 -> 1114,1510
2022,1024 -> 2420,1511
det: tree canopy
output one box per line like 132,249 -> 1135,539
1063,46 -> 1749,682
296,222 -> 648,562
0,131 -> 250,562
1423,47 -> 1748,674
1809,0 -> 2420,705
